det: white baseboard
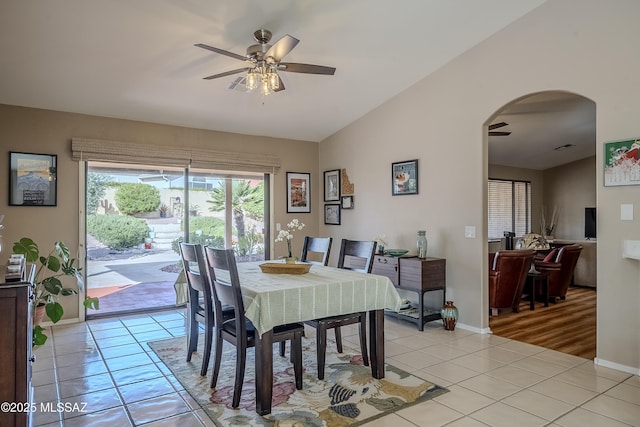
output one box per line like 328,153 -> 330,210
594,357 -> 640,376
456,322 -> 492,334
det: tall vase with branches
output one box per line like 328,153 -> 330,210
541,206 -> 559,238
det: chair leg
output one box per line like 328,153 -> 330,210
200,325 -> 212,376
317,324 -> 327,380
186,309 -> 198,362
232,345 -> 247,408
292,334 -> 303,390
358,315 -> 369,366
334,326 -> 343,353
279,341 -> 286,357
210,331 -> 223,389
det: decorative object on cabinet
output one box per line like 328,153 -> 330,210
9,151 -> 58,206
372,255 -> 446,331
341,195 -> 354,209
341,169 -> 354,194
441,301 -> 458,330
323,169 -> 341,201
286,172 -> 311,213
375,235 -> 387,254
12,237 -> 99,345
604,138 -> 640,186
417,230 -> 428,259
540,205 -> 559,239
386,249 -> 409,257
324,204 -> 341,225
0,265 -> 35,427
392,159 -> 418,196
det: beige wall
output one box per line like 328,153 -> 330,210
544,156 -> 597,240
319,0 -> 640,373
0,105 -> 320,320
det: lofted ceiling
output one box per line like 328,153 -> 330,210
0,1 -> 594,170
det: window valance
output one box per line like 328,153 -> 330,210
71,138 -> 281,174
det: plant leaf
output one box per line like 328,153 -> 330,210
12,237 -> 39,262
42,277 -> 63,295
33,325 -> 48,346
84,297 -> 99,310
45,302 -> 64,324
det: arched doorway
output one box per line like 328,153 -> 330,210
485,90 -> 597,359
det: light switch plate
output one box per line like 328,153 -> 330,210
465,226 -> 476,238
621,204 -> 634,221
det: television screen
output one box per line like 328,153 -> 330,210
585,207 -> 596,239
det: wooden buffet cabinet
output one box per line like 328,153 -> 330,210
371,255 -> 446,330
0,265 -> 35,427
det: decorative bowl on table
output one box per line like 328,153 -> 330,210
259,262 -> 311,274
386,249 -> 409,257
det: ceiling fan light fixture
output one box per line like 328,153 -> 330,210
246,70 -> 258,90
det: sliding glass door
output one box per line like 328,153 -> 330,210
85,162 -> 266,317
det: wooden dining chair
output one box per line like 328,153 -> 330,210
279,236 -> 333,359
179,243 -> 234,376
300,236 -> 333,266
204,246 -> 304,408
305,238 -> 377,379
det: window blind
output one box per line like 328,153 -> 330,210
71,138 -> 281,174
488,179 -> 531,239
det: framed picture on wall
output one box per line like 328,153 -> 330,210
324,169 -> 341,201
604,138 -> 640,186
286,172 -> 311,213
341,195 -> 354,209
9,151 -> 57,206
324,204 -> 341,225
392,159 -> 418,196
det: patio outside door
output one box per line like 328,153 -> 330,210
85,162 -> 265,317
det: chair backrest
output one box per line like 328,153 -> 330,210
300,236 -> 333,266
489,249 -> 535,308
554,244 -> 582,294
179,242 -> 214,314
203,246 -> 247,331
337,239 -> 377,273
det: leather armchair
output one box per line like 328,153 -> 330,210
533,244 -> 582,302
489,249 -> 535,316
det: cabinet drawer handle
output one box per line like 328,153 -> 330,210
29,355 -> 36,363
378,258 -> 388,264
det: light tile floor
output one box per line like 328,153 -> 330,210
32,309 -> 640,426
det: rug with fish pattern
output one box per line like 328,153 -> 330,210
149,333 -> 447,426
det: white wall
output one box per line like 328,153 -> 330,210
319,0 -> 640,372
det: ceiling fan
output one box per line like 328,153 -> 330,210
195,29 -> 336,94
489,122 -> 511,136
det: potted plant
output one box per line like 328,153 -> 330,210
12,237 -> 99,346
159,203 -> 169,218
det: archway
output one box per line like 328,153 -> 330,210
484,90 -> 597,358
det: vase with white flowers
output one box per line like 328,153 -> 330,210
275,219 -> 305,263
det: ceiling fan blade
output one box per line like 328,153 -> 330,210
489,131 -> 512,136
194,43 -> 248,62
488,122 -> 509,131
265,35 -> 299,62
278,62 -> 336,75
203,68 -> 251,80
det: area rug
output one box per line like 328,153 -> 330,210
148,334 -> 447,426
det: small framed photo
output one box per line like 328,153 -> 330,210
341,195 -> 354,209
324,204 -> 341,225
324,169 -> 341,202
392,159 -> 418,196
286,172 -> 311,213
9,151 -> 58,206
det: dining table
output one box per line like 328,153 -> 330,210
234,261 -> 402,415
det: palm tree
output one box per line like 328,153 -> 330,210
206,180 -> 264,240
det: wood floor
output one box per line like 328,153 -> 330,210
489,286 -> 596,359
